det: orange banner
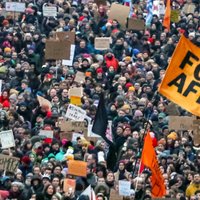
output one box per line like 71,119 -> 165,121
141,132 -> 166,197
159,35 -> 200,117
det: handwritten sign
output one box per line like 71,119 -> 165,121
43,6 -> 57,17
59,121 -> 87,134
5,2 -> 25,12
0,154 -> 19,172
68,160 -> 87,177
168,116 -> 194,131
65,104 -> 86,121
39,130 -> 53,138
95,37 -> 110,50
119,180 -> 131,196
63,179 -> 76,193
0,130 -> 15,149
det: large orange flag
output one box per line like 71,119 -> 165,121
141,132 -> 166,197
163,0 -> 171,30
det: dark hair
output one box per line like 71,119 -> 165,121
44,183 -> 56,195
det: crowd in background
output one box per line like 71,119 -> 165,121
0,0 -> 199,199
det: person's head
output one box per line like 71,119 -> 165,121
194,173 -> 200,184
53,165 -> 62,175
52,176 -> 60,187
118,161 -> 125,171
49,88 -> 57,98
132,131 -> 139,139
106,171 -> 115,182
33,166 -> 41,175
42,176 -> 51,187
98,177 -> 106,184
44,184 -> 56,196
195,190 -> 200,200
80,40 -> 86,48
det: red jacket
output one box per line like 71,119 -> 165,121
104,55 -> 119,71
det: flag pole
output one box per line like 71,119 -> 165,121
132,118 -> 151,176
134,160 -> 142,192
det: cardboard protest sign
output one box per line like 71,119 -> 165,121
63,179 -> 76,193
74,71 -> 85,83
95,37 -> 110,50
69,87 -> 83,97
43,6 -> 57,17
168,116 -> 194,131
110,189 -> 123,200
159,35 -> 200,117
55,32 -> 75,44
108,4 -> 130,29
62,44 -> 75,66
59,121 -> 87,135
45,40 -> 70,60
170,10 -> 180,23
192,120 -> 200,145
119,180 -> 131,196
182,4 -> 195,14
37,95 -> 52,109
65,104 -> 86,121
39,130 -> 54,138
127,18 -> 145,30
0,154 -> 19,172
5,2 -> 25,12
68,160 -> 87,177
0,130 -> 15,149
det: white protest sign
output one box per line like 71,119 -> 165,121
39,130 -> 54,138
119,180 -> 131,196
5,2 -> 25,12
0,80 -> 2,96
72,132 -> 83,142
0,130 -> 15,149
43,6 -> 57,17
62,44 -> 75,66
65,104 -> 86,121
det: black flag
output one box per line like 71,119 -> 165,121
92,93 -> 110,143
92,93 -> 116,170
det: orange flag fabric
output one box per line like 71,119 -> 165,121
158,35 -> 200,117
163,0 -> 171,30
141,132 -> 166,197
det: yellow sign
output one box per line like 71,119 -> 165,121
159,35 -> 200,117
70,96 -> 82,106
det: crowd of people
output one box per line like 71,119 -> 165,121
0,0 -> 199,199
